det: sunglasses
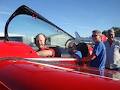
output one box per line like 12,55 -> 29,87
92,35 -> 98,37
108,34 -> 114,36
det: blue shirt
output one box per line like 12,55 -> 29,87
75,51 -> 82,59
90,41 -> 106,70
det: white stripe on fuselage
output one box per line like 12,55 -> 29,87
25,58 -> 120,81
26,57 -> 76,61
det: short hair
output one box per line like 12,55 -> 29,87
108,29 -> 115,34
92,30 -> 102,36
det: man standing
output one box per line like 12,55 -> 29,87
83,30 -> 106,71
104,29 -> 120,69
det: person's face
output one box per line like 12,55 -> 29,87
38,34 -> 46,47
108,31 -> 115,41
92,33 -> 101,43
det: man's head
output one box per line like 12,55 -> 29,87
34,33 -> 47,48
107,29 -> 115,41
92,30 -> 102,43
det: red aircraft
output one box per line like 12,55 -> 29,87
0,5 -> 120,90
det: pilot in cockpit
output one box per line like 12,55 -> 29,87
34,33 -> 55,57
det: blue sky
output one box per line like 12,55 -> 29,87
0,0 -> 120,37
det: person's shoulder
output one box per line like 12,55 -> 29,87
104,40 -> 109,47
94,42 -> 103,49
98,42 -> 106,49
99,41 -> 105,46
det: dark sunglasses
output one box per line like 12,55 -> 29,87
92,35 -> 98,37
108,34 -> 114,36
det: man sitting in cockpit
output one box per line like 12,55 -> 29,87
34,33 -> 55,57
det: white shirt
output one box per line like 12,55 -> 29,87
104,39 -> 120,68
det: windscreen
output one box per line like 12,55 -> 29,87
8,15 -> 72,49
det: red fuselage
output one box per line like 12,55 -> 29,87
0,41 -> 120,90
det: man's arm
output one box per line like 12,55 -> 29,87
82,53 -> 96,62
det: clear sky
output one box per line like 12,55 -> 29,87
0,0 -> 120,37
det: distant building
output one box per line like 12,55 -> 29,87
0,32 -> 23,42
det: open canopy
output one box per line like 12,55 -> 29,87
4,5 -> 74,48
